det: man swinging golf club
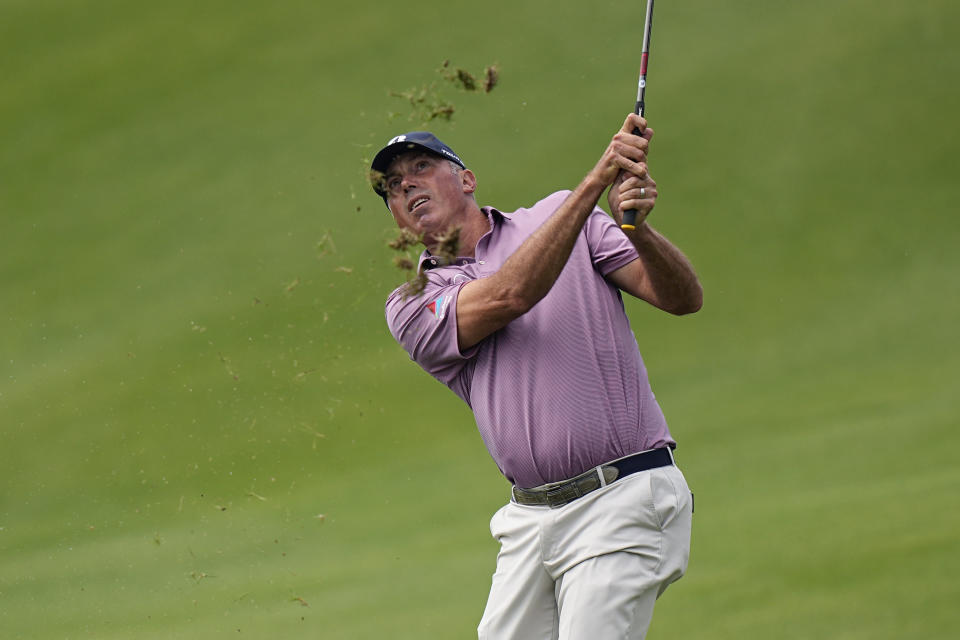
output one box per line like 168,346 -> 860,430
375,9 -> 698,628
372,105 -> 701,638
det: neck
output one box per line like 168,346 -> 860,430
425,203 -> 488,259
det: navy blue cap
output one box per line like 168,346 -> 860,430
370,132 -> 465,198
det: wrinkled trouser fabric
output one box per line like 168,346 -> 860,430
478,464 -> 693,640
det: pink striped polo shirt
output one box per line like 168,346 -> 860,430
385,190 -> 675,488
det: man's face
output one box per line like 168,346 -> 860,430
382,151 -> 473,243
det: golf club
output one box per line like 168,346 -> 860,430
621,0 -> 655,231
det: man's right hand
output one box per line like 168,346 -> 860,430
587,113 -> 651,189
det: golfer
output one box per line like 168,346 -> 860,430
372,113 -> 702,639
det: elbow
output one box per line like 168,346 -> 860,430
485,284 -> 536,322
502,289 -> 537,317
675,300 -> 702,316
669,283 -> 703,316
493,276 -> 544,317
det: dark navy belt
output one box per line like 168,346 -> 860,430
511,447 -> 675,508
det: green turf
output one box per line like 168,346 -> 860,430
2,0 -> 959,637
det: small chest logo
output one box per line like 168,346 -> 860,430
426,295 -> 450,321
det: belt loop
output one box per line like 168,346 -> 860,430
667,447 -> 675,465
595,465 -> 607,487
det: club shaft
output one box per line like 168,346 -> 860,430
622,0 -> 655,230
636,0 -> 654,114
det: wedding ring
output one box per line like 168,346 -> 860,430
640,187 -> 646,198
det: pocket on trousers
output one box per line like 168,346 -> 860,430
489,502 -> 511,540
649,468 -> 682,531
627,472 -> 663,531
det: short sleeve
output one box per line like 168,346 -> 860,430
583,208 -> 640,276
385,274 -> 476,388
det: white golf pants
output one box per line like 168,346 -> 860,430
477,464 -> 692,640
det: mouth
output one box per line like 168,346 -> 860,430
408,196 -> 430,214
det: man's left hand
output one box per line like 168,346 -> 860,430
607,126 -> 657,228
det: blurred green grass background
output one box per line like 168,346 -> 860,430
2,0 -> 958,637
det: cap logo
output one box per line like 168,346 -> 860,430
389,134 -> 407,145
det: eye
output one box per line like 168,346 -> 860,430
416,160 -> 430,171
386,177 -> 401,192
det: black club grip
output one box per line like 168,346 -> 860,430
620,126 -> 644,230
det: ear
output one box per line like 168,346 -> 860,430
460,169 -> 477,194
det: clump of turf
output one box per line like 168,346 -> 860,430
388,224 -> 462,298
388,60 -> 501,125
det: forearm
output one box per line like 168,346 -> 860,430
622,222 -> 703,314
456,113 -> 649,349
455,176 -> 606,350
496,177 -> 606,308
498,113 -> 649,308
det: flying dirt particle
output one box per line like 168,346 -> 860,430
388,228 -> 425,293
428,103 -> 455,121
395,225 -> 460,298
433,225 -> 462,262
293,368 -> 318,382
454,68 -> 477,91
219,353 -> 239,380
388,228 -> 421,252
316,231 -> 337,257
483,65 -> 499,93
385,59 -> 499,126
292,597 -> 309,607
402,272 -> 428,298
285,277 -> 300,292
368,168 -> 386,193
